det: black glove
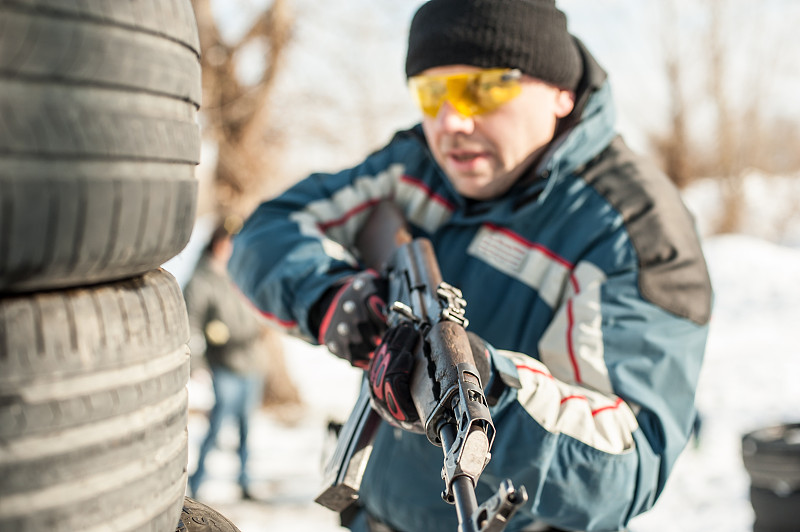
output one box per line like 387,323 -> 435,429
368,322 -> 423,432
316,271 -> 388,368
368,326 -> 494,433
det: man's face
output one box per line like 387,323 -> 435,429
419,65 -> 575,201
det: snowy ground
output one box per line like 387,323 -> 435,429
185,343 -> 361,532
175,176 -> 800,532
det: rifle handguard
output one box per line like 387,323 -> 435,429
439,362 -> 495,503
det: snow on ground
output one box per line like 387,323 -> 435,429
185,342 -> 362,532
178,177 -> 800,532
682,172 -> 800,248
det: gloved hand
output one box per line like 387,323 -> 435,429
316,271 -> 388,368
367,325 -> 493,434
368,322 -> 423,432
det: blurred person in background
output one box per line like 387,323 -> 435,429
185,217 -> 267,501
228,0 -> 713,530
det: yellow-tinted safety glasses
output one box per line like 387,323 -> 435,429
408,68 -> 523,118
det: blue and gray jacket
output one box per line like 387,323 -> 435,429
229,45 -> 712,532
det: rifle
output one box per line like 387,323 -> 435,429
316,202 -> 527,531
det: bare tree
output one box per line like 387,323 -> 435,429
651,0 -> 800,234
264,2 -> 418,184
707,0 -> 745,233
652,0 -> 693,189
191,0 -> 300,408
193,0 -> 293,215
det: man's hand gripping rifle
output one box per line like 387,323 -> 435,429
315,202 -> 527,532
385,238 -> 528,531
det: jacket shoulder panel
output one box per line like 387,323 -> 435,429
581,137 -> 712,325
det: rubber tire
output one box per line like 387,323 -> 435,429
176,498 -> 242,532
0,269 -> 191,532
742,423 -> 800,532
0,0 -> 201,58
742,423 -> 800,493
0,0 -> 201,293
749,486 -> 800,532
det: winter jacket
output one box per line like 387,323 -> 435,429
228,44 -> 712,532
184,254 -> 264,375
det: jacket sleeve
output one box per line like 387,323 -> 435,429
227,139 -> 414,343
481,254 -> 710,531
182,263 -> 212,370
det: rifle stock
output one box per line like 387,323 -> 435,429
355,200 -> 412,271
316,201 -> 527,531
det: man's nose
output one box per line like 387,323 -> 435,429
435,100 -> 476,135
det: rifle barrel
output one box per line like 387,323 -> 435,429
440,422 -> 480,532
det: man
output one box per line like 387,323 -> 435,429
229,1 -> 712,530
185,219 -> 266,501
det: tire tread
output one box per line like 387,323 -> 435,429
0,270 -> 191,531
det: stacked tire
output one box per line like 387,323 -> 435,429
742,423 -> 800,532
0,1 -> 201,530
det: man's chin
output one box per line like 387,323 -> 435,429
451,177 -> 495,201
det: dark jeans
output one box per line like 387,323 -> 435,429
188,367 -> 263,495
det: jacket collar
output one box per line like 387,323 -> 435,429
515,38 -> 618,204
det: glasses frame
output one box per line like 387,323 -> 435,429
408,68 -> 523,118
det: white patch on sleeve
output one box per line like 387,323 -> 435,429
498,350 -> 638,455
288,164 -> 403,266
539,261 -> 612,394
396,175 -> 454,233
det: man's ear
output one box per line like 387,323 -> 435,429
555,90 -> 576,118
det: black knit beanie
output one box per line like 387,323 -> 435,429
405,0 -> 582,91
